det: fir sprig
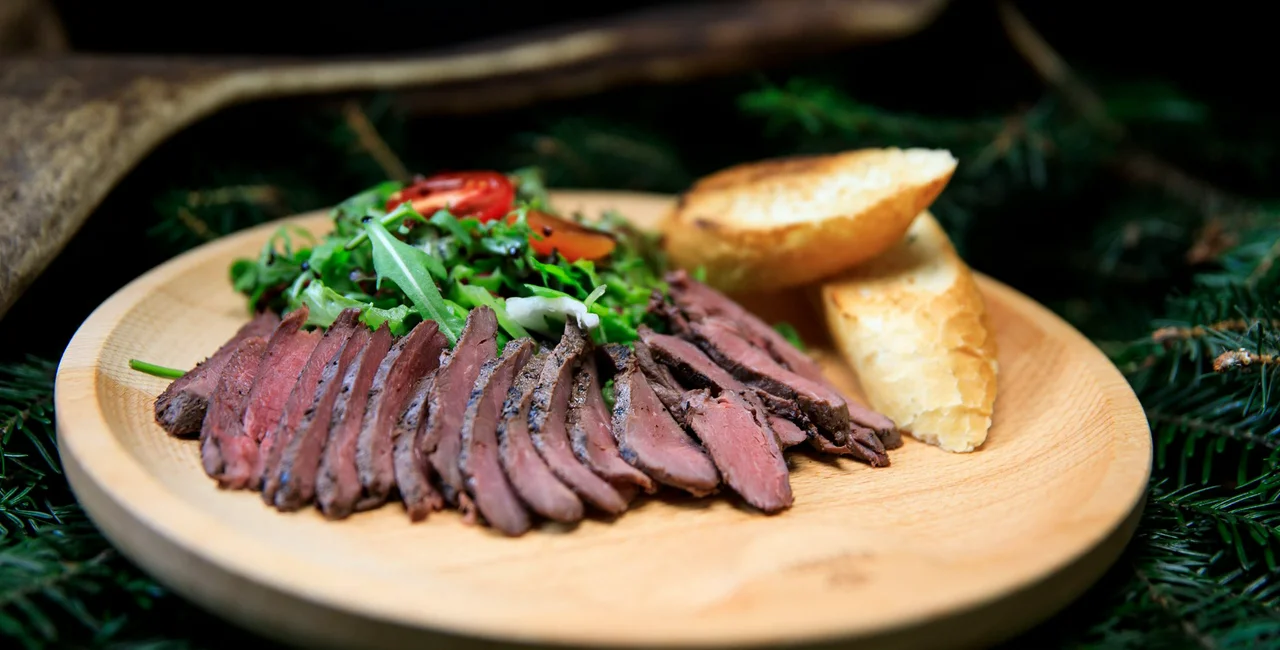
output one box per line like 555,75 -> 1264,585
0,358 -> 60,538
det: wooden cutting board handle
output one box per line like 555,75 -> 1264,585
0,0 -> 947,321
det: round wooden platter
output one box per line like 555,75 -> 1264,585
56,190 -> 1151,650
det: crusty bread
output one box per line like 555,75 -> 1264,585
819,211 -> 998,453
661,148 -> 957,294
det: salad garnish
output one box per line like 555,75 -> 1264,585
230,167 -> 669,347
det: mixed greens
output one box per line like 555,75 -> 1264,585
229,167 -> 670,347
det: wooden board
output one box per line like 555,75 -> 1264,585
55,191 -> 1151,650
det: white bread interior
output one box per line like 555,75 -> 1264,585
819,211 -> 998,453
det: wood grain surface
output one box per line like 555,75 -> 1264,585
0,0 -> 949,323
55,191 -> 1151,650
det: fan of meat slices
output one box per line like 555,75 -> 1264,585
143,149 -> 998,537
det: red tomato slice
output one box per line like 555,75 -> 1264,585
385,170 -> 515,223
387,170 -> 615,261
519,210 -> 617,262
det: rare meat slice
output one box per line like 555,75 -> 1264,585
638,327 -> 795,449
271,325 -> 371,511
316,324 -> 394,519
747,389 -> 820,449
155,310 -> 280,436
768,416 -> 810,448
459,339 -> 536,535
848,401 -> 902,450
423,307 -> 499,506
221,308 -> 320,489
689,317 -> 850,442
681,389 -> 792,513
665,270 -> 900,447
394,372 -> 444,521
751,389 -> 886,464
498,353 -> 584,523
199,337 -> 268,485
641,326 -> 742,392
258,309 -> 360,499
354,320 -> 446,512
809,425 -> 890,468
606,347 -> 719,497
567,357 -> 655,494
528,323 -> 627,515
666,269 -> 825,381
632,339 -> 685,421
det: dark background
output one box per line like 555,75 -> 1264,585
46,1 -> 1272,100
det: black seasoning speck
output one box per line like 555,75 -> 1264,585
299,261 -> 310,272
542,225 -> 554,236
361,215 -> 373,223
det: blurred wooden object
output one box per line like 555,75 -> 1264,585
0,0 -> 68,55
0,0 -> 949,321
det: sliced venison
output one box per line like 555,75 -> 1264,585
316,324 -> 394,519
271,325 -> 371,512
567,357 -> 655,494
639,327 -> 802,449
751,389 -> 887,465
528,323 -> 627,515
689,317 -> 850,442
815,426 -> 890,467
681,389 -> 792,513
459,338 -> 536,535
498,352 -> 584,523
767,416 -> 811,448
632,339 -> 686,422
605,346 -> 719,497
354,320 -> 446,512
667,269 -> 826,381
394,372 -> 444,521
155,310 -> 280,436
223,308 -> 320,489
848,402 -> 902,450
258,309 -> 360,499
422,307 -> 499,506
666,270 -> 901,447
200,337 -> 268,485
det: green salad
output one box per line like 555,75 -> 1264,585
228,168 -> 671,348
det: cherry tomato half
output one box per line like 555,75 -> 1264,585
385,170 -> 515,223
519,210 -> 617,262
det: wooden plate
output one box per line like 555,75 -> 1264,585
55,191 -> 1151,650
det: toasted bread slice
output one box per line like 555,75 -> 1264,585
661,148 -> 957,293
819,211 -> 998,453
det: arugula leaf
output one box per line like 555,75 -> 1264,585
228,225 -> 311,311
294,281 -> 414,335
454,284 -> 531,340
332,180 -> 402,236
772,322 -> 807,351
364,219 -> 464,344
511,166 -> 553,212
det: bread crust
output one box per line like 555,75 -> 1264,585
819,211 -> 998,453
661,148 -> 956,293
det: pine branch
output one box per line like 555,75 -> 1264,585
0,358 -> 61,538
0,514 -> 165,650
148,185 -> 291,252
507,116 -> 691,192
1054,486 -> 1280,650
338,100 -> 411,184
